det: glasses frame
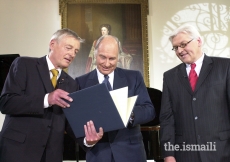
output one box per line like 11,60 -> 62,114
172,38 -> 194,51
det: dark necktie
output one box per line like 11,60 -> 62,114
102,75 -> 112,91
50,69 -> 59,88
103,75 -> 116,140
189,63 -> 198,91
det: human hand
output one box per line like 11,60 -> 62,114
48,89 -> 73,108
84,120 -> 103,145
164,156 -> 176,162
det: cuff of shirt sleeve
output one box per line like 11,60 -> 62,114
83,137 -> 95,147
44,94 -> 50,108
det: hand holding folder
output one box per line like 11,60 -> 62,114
63,84 -> 138,138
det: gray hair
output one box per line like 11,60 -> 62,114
169,24 -> 203,43
94,35 -> 122,57
49,28 -> 84,51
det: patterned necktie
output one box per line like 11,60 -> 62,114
50,69 -> 59,88
189,63 -> 198,91
103,75 -> 112,91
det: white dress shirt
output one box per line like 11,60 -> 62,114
96,68 -> 114,89
186,53 -> 204,77
43,55 -> 62,108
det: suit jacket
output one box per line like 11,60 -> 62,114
160,55 -> 230,162
0,56 -> 78,162
75,68 -> 155,162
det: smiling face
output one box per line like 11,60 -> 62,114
172,32 -> 202,64
49,35 -> 80,69
95,36 -> 119,75
101,27 -> 109,36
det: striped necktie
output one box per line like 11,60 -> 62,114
102,75 -> 112,91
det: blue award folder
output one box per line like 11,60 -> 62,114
63,84 -> 137,138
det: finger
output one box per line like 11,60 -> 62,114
54,89 -> 72,102
89,120 -> 97,133
98,127 -> 104,138
57,90 -> 72,101
52,98 -> 66,108
84,125 -> 89,137
60,95 -> 73,102
87,121 -> 92,135
99,127 -> 104,134
53,89 -> 69,96
57,98 -> 70,108
54,89 -> 69,95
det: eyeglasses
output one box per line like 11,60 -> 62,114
172,38 -> 194,51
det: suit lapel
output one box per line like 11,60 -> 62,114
113,68 -> 127,90
85,69 -> 100,87
178,63 -> 193,94
194,55 -> 213,92
36,56 -> 53,93
178,55 -> 213,94
57,71 -> 69,90
84,68 -> 127,90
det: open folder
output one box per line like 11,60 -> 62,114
63,83 -> 138,138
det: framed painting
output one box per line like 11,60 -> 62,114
59,0 -> 149,86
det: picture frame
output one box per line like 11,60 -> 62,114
59,0 -> 149,86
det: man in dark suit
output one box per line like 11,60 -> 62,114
0,28 -> 83,162
75,35 -> 155,162
160,24 -> 230,162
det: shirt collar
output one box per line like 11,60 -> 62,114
96,68 -> 114,86
46,55 -> 62,78
186,53 -> 204,68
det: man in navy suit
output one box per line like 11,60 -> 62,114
75,35 -> 155,162
160,24 -> 230,162
0,28 -> 82,162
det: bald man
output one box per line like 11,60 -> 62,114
75,35 -> 155,162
